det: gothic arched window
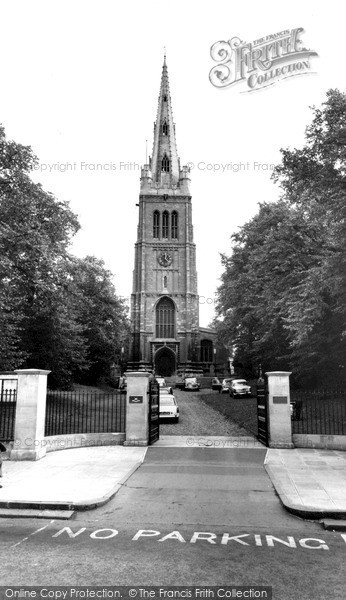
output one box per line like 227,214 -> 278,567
171,211 -> 178,239
162,120 -> 168,136
162,153 -> 170,172
162,211 -> 169,238
200,339 -> 213,363
163,275 -> 167,288
153,211 -> 160,238
156,297 -> 175,338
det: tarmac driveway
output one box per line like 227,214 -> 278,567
161,389 -> 250,436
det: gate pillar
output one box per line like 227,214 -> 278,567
124,372 -> 151,446
10,369 -> 50,461
266,371 -> 293,448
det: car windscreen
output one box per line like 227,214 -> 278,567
234,380 -> 247,385
160,397 -> 175,405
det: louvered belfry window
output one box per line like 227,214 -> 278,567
171,211 -> 178,239
162,120 -> 168,136
162,153 -> 170,172
153,211 -> 160,238
156,297 -> 175,338
162,211 -> 169,238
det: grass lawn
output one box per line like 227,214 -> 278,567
199,390 -> 258,436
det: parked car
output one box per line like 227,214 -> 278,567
211,377 -> 222,392
176,371 -> 198,390
184,376 -> 200,391
156,377 -> 166,387
221,378 -> 234,393
160,386 -> 175,395
175,377 -> 185,390
159,394 -> 179,422
229,379 -> 252,398
160,385 -> 174,395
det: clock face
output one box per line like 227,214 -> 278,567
158,251 -> 172,267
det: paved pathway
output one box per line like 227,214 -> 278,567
0,447 -> 146,509
265,448 -> 346,517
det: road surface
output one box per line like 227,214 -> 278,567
0,447 -> 345,599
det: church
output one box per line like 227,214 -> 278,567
128,57 -> 220,377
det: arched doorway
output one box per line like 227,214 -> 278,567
155,347 -> 176,377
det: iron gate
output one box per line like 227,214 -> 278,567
256,375 -> 269,446
148,379 -> 160,445
0,384 -> 17,442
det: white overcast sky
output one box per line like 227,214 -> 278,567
0,1 -> 345,326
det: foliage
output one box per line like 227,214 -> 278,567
0,125 -> 129,388
216,90 -> 346,384
66,256 -> 130,385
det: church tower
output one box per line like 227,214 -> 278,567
129,57 -> 200,376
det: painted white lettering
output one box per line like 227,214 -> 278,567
254,534 -> 263,546
190,532 -> 217,544
266,535 -> 296,548
89,529 -> 118,539
52,527 -> 86,538
221,533 -> 250,546
299,538 -> 329,550
158,531 -> 186,543
132,529 -> 161,541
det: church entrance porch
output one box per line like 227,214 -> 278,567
154,347 -> 176,377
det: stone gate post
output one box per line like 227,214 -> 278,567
266,371 -> 293,448
10,369 -> 51,461
124,372 -> 151,446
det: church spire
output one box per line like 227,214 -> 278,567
150,58 -> 180,185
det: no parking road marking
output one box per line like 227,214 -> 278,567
47,527 -> 346,550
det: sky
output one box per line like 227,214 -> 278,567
0,1 -> 345,326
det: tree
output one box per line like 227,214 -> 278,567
0,125 -> 130,388
66,256 -> 130,385
216,201 -> 322,375
216,90 -> 346,384
273,89 -> 346,382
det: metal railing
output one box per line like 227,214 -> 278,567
45,390 -> 126,436
0,389 -> 17,441
291,389 -> 346,435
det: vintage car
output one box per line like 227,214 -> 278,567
229,379 -> 252,398
184,376 -> 200,391
159,391 -> 179,422
221,378 -> 234,393
211,377 -> 222,392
